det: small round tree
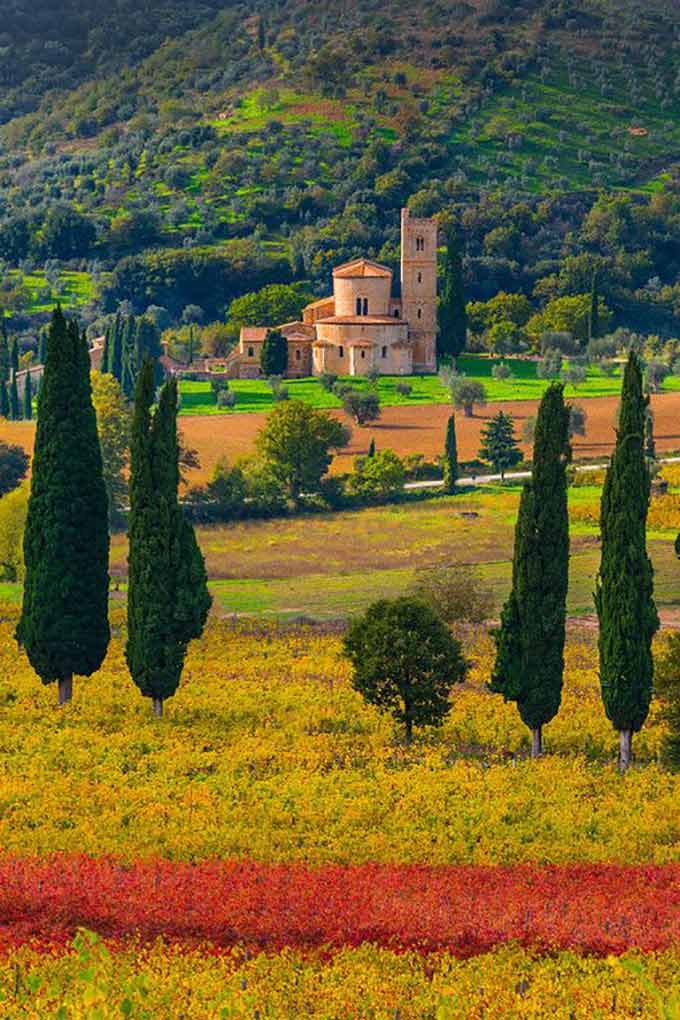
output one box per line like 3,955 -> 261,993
260,329 -> 288,377
343,391 -> 381,426
450,377 -> 487,417
344,597 -> 467,743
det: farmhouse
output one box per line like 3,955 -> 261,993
227,208 -> 438,379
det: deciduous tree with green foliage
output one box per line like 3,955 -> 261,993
126,359 -> 211,718
16,308 -> 110,706
443,414 -> 458,493
344,597 -> 467,743
0,442 -> 29,496
595,352 -> 659,771
438,226 -> 467,361
256,399 -> 350,504
91,370 -> 130,528
478,411 -> 522,480
490,384 -> 571,757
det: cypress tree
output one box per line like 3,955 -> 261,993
22,370 -> 32,421
38,330 -> 47,366
110,315 -> 124,384
443,414 -> 458,494
10,339 -> 19,376
478,411 -> 522,481
595,352 -> 659,771
260,329 -> 289,377
0,378 -> 8,418
126,359 -> 211,717
100,321 -> 111,375
16,308 -> 110,706
121,316 -> 137,398
589,272 -> 600,342
438,225 -> 467,363
367,437 -> 376,458
645,410 -> 656,467
0,320 -> 9,382
8,372 -> 20,421
490,384 -> 571,757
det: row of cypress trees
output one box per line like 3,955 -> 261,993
0,323 -> 32,421
492,354 -> 657,771
16,308 -> 210,713
100,313 -> 163,399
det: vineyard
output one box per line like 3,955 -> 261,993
1,608 -> 680,1014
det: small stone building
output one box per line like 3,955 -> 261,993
226,208 -> 438,379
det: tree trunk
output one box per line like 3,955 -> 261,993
58,676 -> 73,707
464,405 -> 473,418
531,726 -> 542,758
619,729 -> 632,773
152,697 -> 163,719
404,717 -> 413,745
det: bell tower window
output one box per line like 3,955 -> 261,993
416,236 -> 425,252
356,297 -> 362,316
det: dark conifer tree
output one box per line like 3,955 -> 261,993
0,320 -> 9,382
443,414 -> 458,494
589,272 -> 600,342
595,353 -> 659,771
0,378 -> 8,418
490,384 -> 571,757
367,437 -> 376,458
38,330 -> 47,366
110,315 -> 124,384
8,372 -> 20,421
16,308 -> 110,706
126,359 -> 211,717
260,329 -> 289,377
22,369 -> 32,421
10,339 -> 19,376
478,411 -> 521,481
438,225 -> 467,362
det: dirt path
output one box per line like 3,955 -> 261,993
3,392 -> 680,488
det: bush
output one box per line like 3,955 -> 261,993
536,350 -> 563,379
347,449 -> 405,503
318,372 -> 338,393
491,361 -> 513,381
344,597 -> 468,743
268,376 -> 289,402
395,381 -> 413,397
0,442 -> 30,496
343,391 -> 381,426
448,376 -> 487,417
411,563 -> 495,625
561,363 -> 588,387
217,389 -> 237,408
332,381 -> 354,399
645,359 -> 670,393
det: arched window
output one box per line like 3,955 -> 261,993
416,236 -> 425,252
363,297 -> 369,316
393,308 -> 400,318
356,297 -> 362,316
361,350 -> 365,359
382,345 -> 387,359
295,349 -> 301,361
339,346 -> 344,358
417,308 -> 422,320
248,346 -> 254,357
417,271 -> 423,284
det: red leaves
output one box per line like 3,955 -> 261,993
0,856 -> 679,956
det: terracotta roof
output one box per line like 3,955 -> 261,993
303,296 -> 334,310
279,321 -> 315,337
240,327 -> 269,342
317,315 -> 406,325
332,258 -> 393,279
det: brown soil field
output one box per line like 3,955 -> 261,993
3,392 -> 680,488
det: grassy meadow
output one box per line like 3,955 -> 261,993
178,355 -> 680,416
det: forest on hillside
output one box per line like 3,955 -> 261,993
0,0 -> 679,347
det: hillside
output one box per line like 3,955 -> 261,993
1,0 -> 680,334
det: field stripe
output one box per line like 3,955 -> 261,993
0,857 -> 679,955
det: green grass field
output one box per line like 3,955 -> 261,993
179,355 -> 680,415
7,270 -> 97,315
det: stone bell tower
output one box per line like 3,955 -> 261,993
400,207 -> 438,373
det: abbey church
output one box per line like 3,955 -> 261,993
229,208 -> 438,379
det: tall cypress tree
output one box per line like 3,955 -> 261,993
490,383 -> 571,757
8,371 -> 20,421
110,315 -> 124,384
437,225 -> 467,363
443,414 -> 458,494
22,369 -> 32,421
126,359 -> 211,717
100,321 -> 111,375
0,378 -> 8,418
0,320 -> 9,382
16,308 -> 110,706
595,353 -> 659,771
10,339 -> 19,376
38,330 -> 47,366
589,272 -> 600,342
